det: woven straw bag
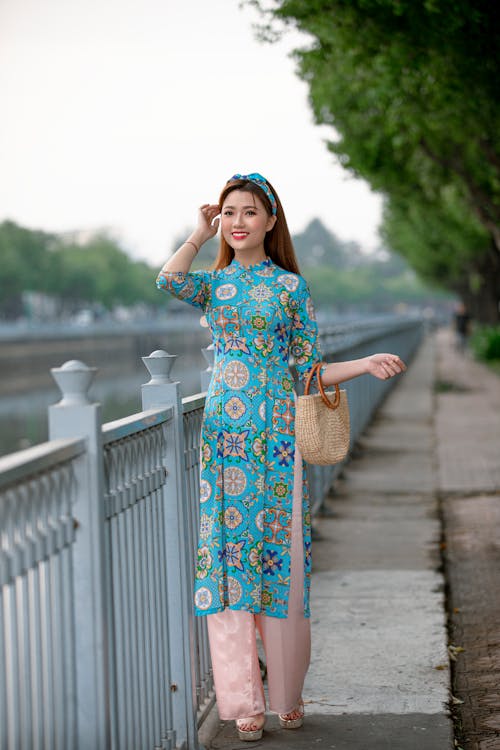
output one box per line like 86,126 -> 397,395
295,362 -> 350,465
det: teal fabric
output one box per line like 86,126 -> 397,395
156,257 -> 322,618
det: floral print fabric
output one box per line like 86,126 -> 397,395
156,257 -> 321,618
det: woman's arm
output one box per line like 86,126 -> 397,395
322,353 -> 406,386
289,281 -> 407,387
160,203 -> 220,273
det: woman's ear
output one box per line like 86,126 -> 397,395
266,214 -> 277,232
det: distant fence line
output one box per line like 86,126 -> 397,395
0,315 -> 205,341
0,315 -> 424,750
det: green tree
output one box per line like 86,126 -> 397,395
381,189 -> 498,320
49,233 -> 162,313
294,218 -> 450,312
249,0 -> 500,321
294,218 -> 364,269
0,221 -> 56,318
0,222 -> 163,318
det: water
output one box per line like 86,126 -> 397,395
0,365 -> 205,457
0,318 -> 211,457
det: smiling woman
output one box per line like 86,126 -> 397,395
155,171 -> 406,741
221,192 -> 274,254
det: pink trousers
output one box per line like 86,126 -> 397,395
206,448 -> 311,719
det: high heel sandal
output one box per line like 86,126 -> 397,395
236,713 -> 265,741
279,700 -> 304,729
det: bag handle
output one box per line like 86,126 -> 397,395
304,362 -> 340,410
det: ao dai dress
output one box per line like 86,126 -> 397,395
156,257 -> 322,619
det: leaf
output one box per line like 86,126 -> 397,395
448,644 -> 465,661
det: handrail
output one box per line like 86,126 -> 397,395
182,393 -> 207,414
102,406 -> 173,444
0,437 -> 85,490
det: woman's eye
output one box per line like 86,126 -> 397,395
223,210 -> 232,216
246,210 -> 256,216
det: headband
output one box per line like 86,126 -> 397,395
228,172 -> 277,216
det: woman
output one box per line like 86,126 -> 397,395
156,173 -> 406,740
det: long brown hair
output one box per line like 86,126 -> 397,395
212,177 -> 301,274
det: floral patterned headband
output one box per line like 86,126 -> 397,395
228,173 -> 277,215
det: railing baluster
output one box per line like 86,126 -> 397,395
0,583 -> 6,750
60,542 -> 76,750
4,583 -> 19,749
145,489 -> 161,744
28,564 -> 43,750
39,558 -> 54,748
118,509 -> 133,748
16,495 -> 31,750
136,489 -> 149,746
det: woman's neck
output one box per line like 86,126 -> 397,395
232,248 -> 267,268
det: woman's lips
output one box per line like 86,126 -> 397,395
232,232 -> 248,240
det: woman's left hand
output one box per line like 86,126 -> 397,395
365,353 -> 407,380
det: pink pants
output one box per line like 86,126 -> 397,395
206,448 -> 311,719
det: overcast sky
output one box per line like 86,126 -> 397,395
0,0 -> 384,266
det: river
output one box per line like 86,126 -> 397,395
0,316 -> 211,457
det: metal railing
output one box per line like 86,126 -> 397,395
0,438 -> 85,750
0,315 -> 424,750
102,408 -> 176,749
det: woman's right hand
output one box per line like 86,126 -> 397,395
193,203 -> 220,246
160,203 -> 220,273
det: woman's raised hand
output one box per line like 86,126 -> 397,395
196,204 -> 220,243
365,353 -> 407,380
160,203 -> 220,272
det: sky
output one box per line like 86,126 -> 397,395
0,0 -> 384,266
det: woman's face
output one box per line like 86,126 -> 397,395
221,189 -> 276,254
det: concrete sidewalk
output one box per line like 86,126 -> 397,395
201,334 -> 453,749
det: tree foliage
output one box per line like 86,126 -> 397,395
291,219 -> 445,312
249,0 -> 500,321
293,217 -> 364,269
48,234 -> 159,311
0,217 -> 448,320
0,221 -> 55,317
0,221 -> 160,319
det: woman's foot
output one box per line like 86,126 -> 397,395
236,713 -> 265,741
279,700 -> 304,729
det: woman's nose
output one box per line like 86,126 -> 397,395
233,212 -> 244,227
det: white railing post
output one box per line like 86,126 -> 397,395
141,350 -> 199,750
48,360 -> 110,750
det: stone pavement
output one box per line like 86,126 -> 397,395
200,331 -> 454,750
436,328 -> 500,750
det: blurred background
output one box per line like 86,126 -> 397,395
1,0 -> 498,455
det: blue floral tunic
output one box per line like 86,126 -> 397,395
156,257 -> 321,618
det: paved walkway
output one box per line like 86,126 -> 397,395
201,331 -> 452,749
436,328 -> 500,750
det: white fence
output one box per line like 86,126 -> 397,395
0,315 -> 424,750
0,439 -> 84,750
